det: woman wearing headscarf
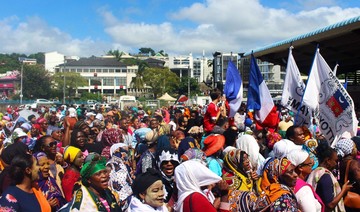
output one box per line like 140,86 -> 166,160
107,143 -> 134,211
307,141 -> 351,212
335,138 -> 360,212
61,146 -> 84,202
60,154 -> 120,211
177,126 -> 202,158
100,121 -> 123,159
33,152 -> 66,211
287,149 -> 324,212
129,168 -> 168,212
174,160 -> 230,212
222,149 -> 258,192
260,157 -> 300,211
136,130 -> 159,175
236,134 -> 265,172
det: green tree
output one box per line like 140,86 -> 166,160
175,77 -> 201,96
130,60 -> 149,97
52,72 -> 87,98
21,64 -> 52,99
143,67 -> 179,98
107,50 -> 124,61
139,47 -> 155,56
0,53 -> 25,73
28,52 -> 45,64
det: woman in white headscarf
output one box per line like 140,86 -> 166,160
287,149 -> 324,212
174,160 -> 230,212
236,134 -> 265,170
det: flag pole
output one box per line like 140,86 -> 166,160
295,44 -> 319,126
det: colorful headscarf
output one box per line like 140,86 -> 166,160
223,149 -> 253,191
260,157 -> 293,203
180,148 -> 207,165
33,152 -> 47,162
80,156 -> 107,181
266,131 -> 282,149
63,146 -> 82,163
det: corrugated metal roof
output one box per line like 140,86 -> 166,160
244,15 -> 360,56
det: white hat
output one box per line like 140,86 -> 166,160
68,107 -> 76,117
86,112 -> 96,117
12,128 -> 27,139
95,113 -> 104,121
287,149 -> 309,166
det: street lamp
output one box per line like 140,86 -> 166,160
18,57 -> 25,104
188,66 -> 190,100
62,59 -> 66,104
63,75 -> 66,104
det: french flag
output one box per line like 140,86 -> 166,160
224,60 -> 243,118
247,54 -> 279,129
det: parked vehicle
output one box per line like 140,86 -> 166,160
87,99 -> 98,105
118,95 -> 137,110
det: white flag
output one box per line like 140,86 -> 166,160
281,47 -> 311,126
302,48 -> 358,145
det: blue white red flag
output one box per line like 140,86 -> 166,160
302,48 -> 358,145
247,54 -> 279,129
224,61 -> 243,118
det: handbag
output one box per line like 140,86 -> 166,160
343,160 -> 360,209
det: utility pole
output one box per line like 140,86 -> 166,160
18,57 -> 24,104
188,65 -> 190,100
63,59 -> 66,104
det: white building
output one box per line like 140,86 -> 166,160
54,57 -> 137,96
168,54 -> 211,83
45,52 -> 65,74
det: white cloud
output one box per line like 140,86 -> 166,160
0,16 -> 111,57
0,0 -> 359,57
102,0 -> 360,56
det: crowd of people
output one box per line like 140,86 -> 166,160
0,88 -> 359,211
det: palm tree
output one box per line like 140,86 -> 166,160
130,60 -> 149,97
107,50 -> 124,61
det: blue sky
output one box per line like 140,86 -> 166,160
0,0 -> 359,57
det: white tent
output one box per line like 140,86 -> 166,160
158,93 -> 176,101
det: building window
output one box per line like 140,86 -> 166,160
83,69 -> 89,73
96,69 -> 101,73
115,77 -> 126,86
122,69 -> 127,73
76,69 -> 82,73
103,69 -> 108,73
115,69 -> 120,73
103,77 -> 114,86
182,59 -> 190,65
174,59 -> 180,65
90,69 -> 95,73
109,69 -> 114,73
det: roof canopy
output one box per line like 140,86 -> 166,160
158,93 -> 176,101
244,16 -> 360,75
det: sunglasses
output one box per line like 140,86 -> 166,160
44,141 -> 57,148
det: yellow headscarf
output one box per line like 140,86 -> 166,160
63,146 -> 81,163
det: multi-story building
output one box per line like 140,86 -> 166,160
239,57 -> 285,98
212,52 -> 240,89
54,57 -> 137,96
168,53 -> 211,83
